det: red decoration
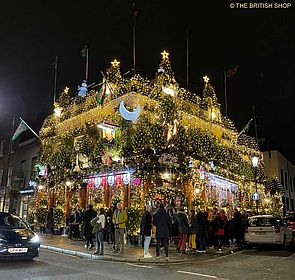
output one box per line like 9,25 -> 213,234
87,177 -> 94,189
116,173 -> 123,186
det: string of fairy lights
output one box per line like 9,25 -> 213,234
33,50 -> 283,219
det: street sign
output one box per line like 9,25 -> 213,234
253,192 -> 260,201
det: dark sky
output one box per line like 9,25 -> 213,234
0,1 -> 295,162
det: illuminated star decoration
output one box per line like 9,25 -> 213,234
111,59 -> 120,67
203,75 -> 209,86
161,50 -> 169,60
64,87 -> 69,94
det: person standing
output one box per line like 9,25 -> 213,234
176,205 -> 189,255
220,209 -> 229,247
106,204 -> 116,248
82,204 -> 97,249
232,208 -> 243,247
68,206 -> 81,239
165,201 -> 177,243
140,205 -> 153,258
92,208 -> 106,255
188,209 -> 198,252
153,203 -> 171,261
112,202 -> 127,253
46,207 -> 54,235
211,208 -> 224,253
196,208 -> 207,253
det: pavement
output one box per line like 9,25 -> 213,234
40,234 -> 242,263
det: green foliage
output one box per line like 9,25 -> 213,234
126,206 -> 143,236
54,208 -> 65,227
36,208 -> 48,226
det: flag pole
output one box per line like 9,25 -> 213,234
132,3 -> 137,74
253,105 -> 258,143
85,46 -> 89,81
237,117 -> 254,138
53,56 -> 58,105
224,68 -> 228,117
19,117 -> 40,139
2,115 -> 15,212
185,30 -> 191,91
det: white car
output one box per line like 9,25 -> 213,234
244,214 -> 293,249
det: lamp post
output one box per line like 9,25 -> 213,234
251,156 -> 259,214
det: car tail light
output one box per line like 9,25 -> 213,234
274,226 -> 280,233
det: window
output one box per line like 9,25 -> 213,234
0,169 -> 3,185
285,171 -> 288,190
0,214 -> 27,229
248,217 -> 281,227
280,169 -> 284,188
30,156 -> 38,179
20,160 -> 26,172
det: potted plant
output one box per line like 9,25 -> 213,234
126,206 -> 142,246
54,208 -> 65,235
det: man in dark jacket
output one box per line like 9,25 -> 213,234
153,203 -> 171,261
82,204 -> 97,249
232,208 -> 243,247
140,205 -> 153,258
196,209 -> 207,252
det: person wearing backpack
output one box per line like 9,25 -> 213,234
82,204 -> 97,249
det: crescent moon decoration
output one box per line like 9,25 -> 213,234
119,100 -> 141,121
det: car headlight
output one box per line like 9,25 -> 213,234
30,234 -> 40,243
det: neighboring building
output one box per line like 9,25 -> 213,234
263,149 -> 295,215
0,132 -> 41,222
15,137 -> 40,222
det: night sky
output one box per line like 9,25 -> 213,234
0,1 -> 295,162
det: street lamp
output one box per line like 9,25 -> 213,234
251,156 -> 259,214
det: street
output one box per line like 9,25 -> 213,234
0,248 -> 294,280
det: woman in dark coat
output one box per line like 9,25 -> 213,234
153,203 -> 171,260
176,205 -> 189,254
196,209 -> 207,252
140,205 -> 153,258
82,204 -> 97,249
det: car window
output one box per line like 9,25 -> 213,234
248,217 -> 280,227
0,214 -> 27,229
285,217 -> 295,223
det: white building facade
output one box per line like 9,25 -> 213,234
263,150 -> 295,215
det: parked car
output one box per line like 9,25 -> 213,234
0,212 -> 40,260
284,212 -> 295,242
244,214 -> 293,250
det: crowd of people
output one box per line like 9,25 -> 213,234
140,201 -> 252,260
63,202 -> 127,256
44,201 -> 252,259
